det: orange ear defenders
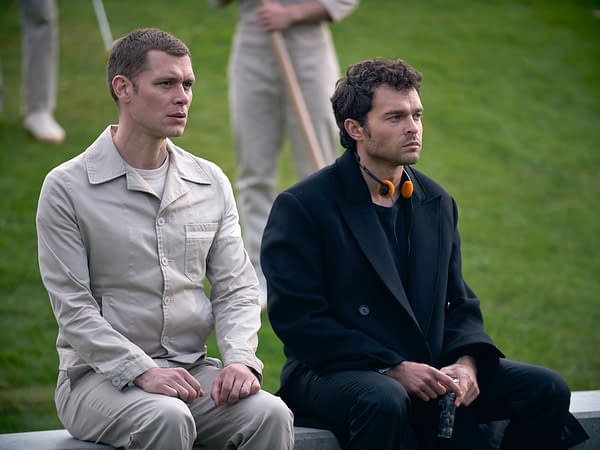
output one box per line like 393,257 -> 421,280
356,154 -> 413,199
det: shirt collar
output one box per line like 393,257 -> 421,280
85,125 -> 212,186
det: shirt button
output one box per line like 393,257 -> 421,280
161,257 -> 168,266
111,377 -> 120,387
358,305 -> 370,316
157,217 -> 165,226
163,296 -> 171,305
161,336 -> 169,344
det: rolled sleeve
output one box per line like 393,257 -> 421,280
319,0 -> 358,22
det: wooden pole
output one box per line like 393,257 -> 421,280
261,3 -> 326,170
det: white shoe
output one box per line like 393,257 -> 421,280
24,111 -> 65,144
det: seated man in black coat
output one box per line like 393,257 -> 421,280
260,57 -> 588,450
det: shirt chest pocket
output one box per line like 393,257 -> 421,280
184,223 -> 218,283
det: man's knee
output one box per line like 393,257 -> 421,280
131,397 -> 196,449
536,366 -> 571,412
252,391 -> 294,429
236,392 -> 294,449
356,380 -> 412,423
344,381 -> 415,449
156,397 -> 196,430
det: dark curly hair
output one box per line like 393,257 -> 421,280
330,58 -> 422,152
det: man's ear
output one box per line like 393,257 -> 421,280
344,118 -> 364,142
111,75 -> 133,103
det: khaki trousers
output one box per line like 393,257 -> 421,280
56,360 -> 294,450
228,27 -> 340,280
18,0 -> 58,115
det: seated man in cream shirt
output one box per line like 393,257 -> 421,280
36,27 -> 293,450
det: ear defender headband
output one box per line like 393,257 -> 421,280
355,153 -> 413,199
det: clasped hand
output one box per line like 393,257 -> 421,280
385,356 -> 480,407
134,363 -> 260,406
257,1 -> 293,32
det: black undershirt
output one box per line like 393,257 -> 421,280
373,198 -> 410,292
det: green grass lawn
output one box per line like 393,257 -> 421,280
1,0 -> 599,433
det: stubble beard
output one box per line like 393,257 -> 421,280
401,151 -> 420,166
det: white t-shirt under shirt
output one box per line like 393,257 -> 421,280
134,154 -> 169,199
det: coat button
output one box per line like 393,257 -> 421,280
358,305 -> 370,316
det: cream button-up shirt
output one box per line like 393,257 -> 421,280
36,126 -> 262,389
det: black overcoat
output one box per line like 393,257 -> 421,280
261,150 -> 504,389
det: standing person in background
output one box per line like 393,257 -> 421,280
18,0 -> 65,143
261,57 -> 589,450
36,28 -> 293,450
213,0 -> 358,307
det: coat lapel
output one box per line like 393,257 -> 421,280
405,177 -> 442,337
335,152 -> 422,331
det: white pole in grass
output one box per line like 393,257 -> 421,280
92,0 -> 113,59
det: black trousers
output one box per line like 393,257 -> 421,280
282,359 -> 586,450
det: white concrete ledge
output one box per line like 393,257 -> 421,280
0,427 -> 340,450
570,390 -> 600,450
0,390 -> 597,450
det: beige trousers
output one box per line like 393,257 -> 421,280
18,0 -> 59,115
228,27 -> 341,281
55,360 -> 294,450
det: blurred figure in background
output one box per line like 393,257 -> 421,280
19,0 -> 65,143
213,0 -> 358,307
